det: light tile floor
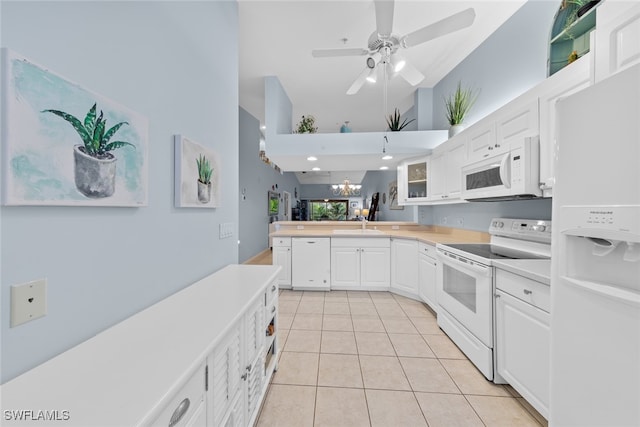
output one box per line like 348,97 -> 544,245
256,290 -> 548,427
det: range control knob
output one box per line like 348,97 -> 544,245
531,225 -> 546,232
493,221 -> 504,228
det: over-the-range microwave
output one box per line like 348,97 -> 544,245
461,136 -> 542,201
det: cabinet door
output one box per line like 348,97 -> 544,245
211,325 -> 242,427
496,290 -> 550,419
273,246 -> 291,288
398,157 -> 430,204
444,138 -> 467,198
595,2 -> 640,82
496,98 -> 539,151
428,151 -> 446,200
390,239 -> 419,296
418,253 -> 437,312
245,352 -> 265,425
245,298 -> 265,363
539,56 -> 591,196
467,120 -> 497,163
331,247 -> 361,288
360,247 -> 390,289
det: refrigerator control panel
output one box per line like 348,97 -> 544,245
561,206 -> 640,236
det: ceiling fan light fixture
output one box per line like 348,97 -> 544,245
366,68 -> 377,83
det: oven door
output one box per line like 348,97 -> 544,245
436,248 -> 494,347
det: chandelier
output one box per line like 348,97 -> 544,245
332,179 -> 361,196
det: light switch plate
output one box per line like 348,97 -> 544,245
219,222 -> 234,239
11,279 -> 47,327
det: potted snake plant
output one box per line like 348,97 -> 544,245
42,103 -> 134,198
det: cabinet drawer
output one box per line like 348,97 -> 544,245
272,237 -> 291,247
418,242 -> 437,260
495,269 -> 550,313
150,362 -> 206,427
331,237 -> 390,248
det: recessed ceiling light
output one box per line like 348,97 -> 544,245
312,167 -> 321,171
307,156 -> 318,161
380,166 -> 389,170
382,155 -> 393,160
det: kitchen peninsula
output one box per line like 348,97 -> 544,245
270,221 -> 489,308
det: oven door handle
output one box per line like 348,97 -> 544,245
438,251 -> 492,276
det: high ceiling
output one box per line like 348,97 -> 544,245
238,0 -> 526,176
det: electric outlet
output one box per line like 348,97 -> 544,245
454,217 -> 464,227
11,279 -> 47,327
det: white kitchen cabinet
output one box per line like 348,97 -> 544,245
292,237 -> 330,290
418,242 -> 438,313
397,156 -> 430,205
390,238 -> 419,298
466,119 -> 497,163
495,269 -> 550,419
331,238 -> 390,290
272,237 -> 291,288
538,53 -> 592,196
211,324 -> 242,427
594,1 -> 640,82
495,98 -> 539,151
151,362 -> 207,427
429,135 -> 467,202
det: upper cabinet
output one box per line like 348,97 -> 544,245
549,1 -> 598,76
594,1 -> 640,82
429,135 -> 468,202
397,156 -> 430,205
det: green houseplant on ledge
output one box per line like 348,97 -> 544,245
294,115 -> 318,133
444,81 -> 478,138
386,108 -> 415,131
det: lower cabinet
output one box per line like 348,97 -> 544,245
331,238 -> 390,290
272,237 -> 292,288
418,242 -> 438,312
495,270 -> 550,419
390,238 -> 419,297
151,361 -> 208,427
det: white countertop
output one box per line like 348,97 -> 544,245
492,259 -> 551,285
1,264 -> 280,426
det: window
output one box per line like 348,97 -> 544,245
309,200 -> 348,221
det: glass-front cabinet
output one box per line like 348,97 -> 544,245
397,156 -> 429,205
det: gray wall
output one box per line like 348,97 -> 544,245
1,1 -> 239,383
239,107 -> 299,262
418,0 -> 559,230
360,170 -> 417,222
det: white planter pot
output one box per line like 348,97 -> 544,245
197,180 -> 212,203
73,145 -> 116,198
448,124 -> 465,138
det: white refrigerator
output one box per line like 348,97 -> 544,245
551,63 -> 640,426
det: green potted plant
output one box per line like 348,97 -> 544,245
42,103 -> 134,198
386,108 -> 415,131
196,154 -> 213,203
294,115 -> 318,133
444,81 -> 478,137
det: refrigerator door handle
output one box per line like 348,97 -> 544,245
562,276 -> 640,308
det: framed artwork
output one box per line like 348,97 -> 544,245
389,180 -> 403,210
1,48 -> 148,206
349,201 -> 359,208
174,135 -> 219,208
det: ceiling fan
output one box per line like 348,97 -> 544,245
311,0 -> 475,95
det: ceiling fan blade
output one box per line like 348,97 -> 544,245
402,8 -> 475,48
312,48 -> 369,58
346,67 -> 371,95
397,61 -> 425,86
374,0 -> 394,38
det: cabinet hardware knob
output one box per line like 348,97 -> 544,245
523,289 -> 533,295
271,306 -> 276,313
246,364 -> 252,372
495,143 -> 500,148
241,373 -> 248,381
169,398 -> 190,427
495,294 -> 501,298
272,285 -> 277,292
488,146 -> 494,150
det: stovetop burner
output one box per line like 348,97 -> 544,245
443,243 -> 550,260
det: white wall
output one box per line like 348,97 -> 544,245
0,1 -> 239,383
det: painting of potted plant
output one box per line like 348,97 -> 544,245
175,135 -> 219,208
444,81 -> 478,138
386,108 -> 415,131
1,48 -> 148,207
196,153 -> 213,203
41,103 -> 135,198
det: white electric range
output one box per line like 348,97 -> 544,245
435,218 -> 551,382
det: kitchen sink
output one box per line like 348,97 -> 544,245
332,229 -> 384,235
